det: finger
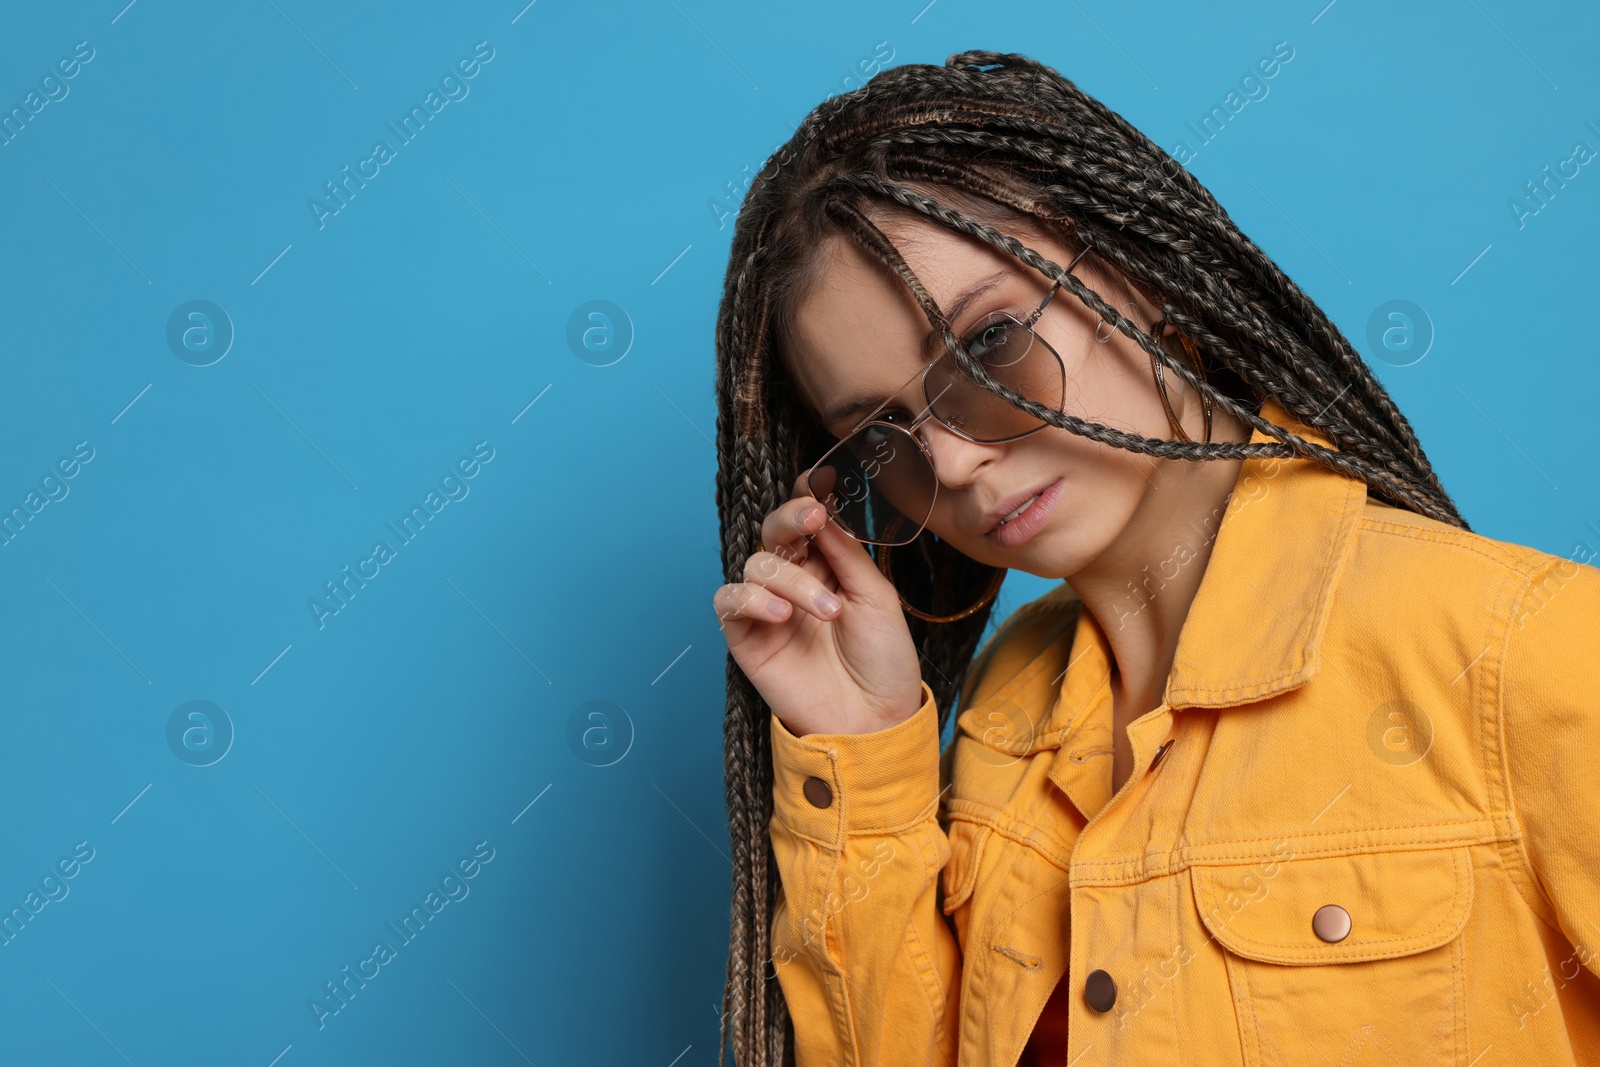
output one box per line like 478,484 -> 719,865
800,488 -> 895,602
744,549 -> 844,621
770,465 -> 855,577
788,463 -> 888,599
713,582 -> 793,627
755,473 -> 833,567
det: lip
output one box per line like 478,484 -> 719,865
984,477 -> 1064,548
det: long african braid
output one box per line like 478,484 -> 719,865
713,49 -> 1467,1067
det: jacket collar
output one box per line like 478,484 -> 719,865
1036,395 -> 1370,732
1163,395 -> 1368,708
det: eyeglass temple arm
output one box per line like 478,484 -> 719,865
1024,243 -> 1092,327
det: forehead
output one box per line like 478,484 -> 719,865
783,218 -> 1044,427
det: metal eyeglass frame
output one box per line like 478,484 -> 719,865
804,243 -> 1095,546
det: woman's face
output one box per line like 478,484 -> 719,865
782,213 -> 1210,579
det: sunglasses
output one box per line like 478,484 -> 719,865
804,245 -> 1092,547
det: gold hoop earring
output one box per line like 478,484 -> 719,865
1149,320 -> 1214,444
874,540 -> 1005,623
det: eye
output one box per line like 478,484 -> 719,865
961,313 -> 1030,370
857,406 -> 914,429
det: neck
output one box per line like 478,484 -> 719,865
1066,420 -> 1247,720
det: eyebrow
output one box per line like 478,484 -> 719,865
821,270 -> 1011,429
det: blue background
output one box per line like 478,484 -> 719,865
0,1 -> 1595,1064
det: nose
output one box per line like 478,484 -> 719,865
915,417 -> 998,490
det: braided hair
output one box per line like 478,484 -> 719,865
712,49 -> 1466,1066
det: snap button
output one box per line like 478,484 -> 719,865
1084,968 -> 1117,1012
802,776 -> 833,809
1312,903 -> 1351,943
1147,739 -> 1174,773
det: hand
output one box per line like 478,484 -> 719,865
712,468 -> 925,737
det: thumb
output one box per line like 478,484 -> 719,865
808,508 -> 900,604
792,465 -> 900,605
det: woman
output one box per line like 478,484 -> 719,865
709,50 -> 1600,1066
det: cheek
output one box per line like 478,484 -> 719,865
1055,431 -> 1158,527
923,429 -> 1154,571
1057,333 -> 1172,441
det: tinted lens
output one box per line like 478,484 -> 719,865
926,314 -> 1064,441
806,423 -> 935,546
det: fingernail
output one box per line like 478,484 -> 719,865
816,592 -> 841,615
798,505 -> 820,528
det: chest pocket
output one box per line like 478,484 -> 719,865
1189,845 -> 1474,1067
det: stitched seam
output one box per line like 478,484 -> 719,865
901,824 -> 954,1056
1495,558 -> 1570,928
1454,930 -> 1468,1067
774,801 -> 942,845
1166,670 -> 1310,706
1337,1026 -> 1370,1067
1075,819 -> 1510,857
1042,665 -> 1112,745
1356,519 -> 1551,576
1170,872 -> 1191,1064
944,804 -> 1516,885
1065,820 -> 1512,881
1474,565 -> 1518,886
1441,925 -> 1463,1066
1241,955 -> 1280,1067
956,830 -> 1005,1067
944,804 -> 1076,872
813,845 -> 861,1066
1222,947 -> 1262,1067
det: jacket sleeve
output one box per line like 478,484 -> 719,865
767,678 -> 961,1067
1503,555 -> 1600,978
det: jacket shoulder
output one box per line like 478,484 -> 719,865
1348,501 -> 1600,679
1355,499 -> 1590,587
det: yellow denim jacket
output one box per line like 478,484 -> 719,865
767,397 -> 1600,1067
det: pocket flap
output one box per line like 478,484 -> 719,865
940,818 -> 990,916
1190,846 -> 1474,965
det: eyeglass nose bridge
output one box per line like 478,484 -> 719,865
913,317 -> 1057,447
903,374 -> 959,440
